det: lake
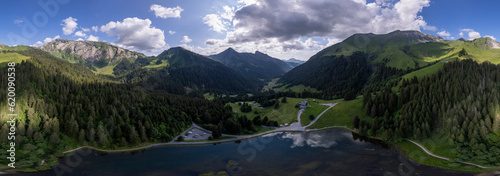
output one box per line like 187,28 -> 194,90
18,129 -> 472,176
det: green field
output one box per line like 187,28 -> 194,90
307,98 -> 370,129
0,53 -> 30,67
93,64 -> 116,75
265,98 -> 302,124
227,101 -> 274,120
143,59 -> 169,69
276,84 -> 321,93
203,93 -> 215,100
227,97 -> 339,125
300,102 -> 328,126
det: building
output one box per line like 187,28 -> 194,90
299,100 -> 308,108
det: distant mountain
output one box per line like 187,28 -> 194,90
0,43 -> 6,49
208,48 -> 293,80
123,47 -> 259,94
284,58 -> 305,68
41,39 -> 145,68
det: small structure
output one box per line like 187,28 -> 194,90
313,99 -> 316,102
284,123 -> 289,126
299,100 -> 308,108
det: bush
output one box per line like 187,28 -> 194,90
281,97 -> 287,103
177,136 -> 184,141
208,136 -> 213,140
309,114 -> 315,120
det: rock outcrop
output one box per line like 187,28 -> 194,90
41,39 -> 144,63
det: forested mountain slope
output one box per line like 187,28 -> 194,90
208,48 -> 293,80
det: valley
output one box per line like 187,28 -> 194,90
1,29 -> 500,175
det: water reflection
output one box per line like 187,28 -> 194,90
15,129 -> 473,176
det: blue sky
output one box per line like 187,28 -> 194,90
0,0 -> 499,60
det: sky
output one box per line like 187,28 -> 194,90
0,0 -> 499,61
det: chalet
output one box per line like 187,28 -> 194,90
299,100 -> 308,108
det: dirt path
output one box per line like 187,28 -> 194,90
404,139 -> 495,169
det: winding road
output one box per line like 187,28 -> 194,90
404,139 -> 495,169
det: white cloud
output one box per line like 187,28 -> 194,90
485,35 -> 496,41
101,17 -> 166,52
32,35 -> 60,47
469,31 -> 481,40
31,41 -> 43,47
460,29 -> 481,40
74,31 -> 86,37
180,35 -> 192,43
437,30 -> 450,37
459,32 -> 464,37
81,28 -> 90,32
203,14 -> 228,33
198,0 -> 436,60
14,19 -> 23,24
92,26 -> 99,32
76,38 -> 84,41
61,17 -> 78,35
168,30 -> 176,35
44,35 -> 60,43
87,35 -> 99,41
150,4 -> 183,18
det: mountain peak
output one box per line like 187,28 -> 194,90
471,37 -> 500,49
0,42 -> 6,49
255,50 -> 266,55
222,47 -> 238,55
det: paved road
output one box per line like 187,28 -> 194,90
303,103 -> 338,128
404,139 -> 495,169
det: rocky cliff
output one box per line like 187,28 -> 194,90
41,39 -> 145,63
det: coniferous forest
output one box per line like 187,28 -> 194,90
360,59 -> 500,165
0,48 -> 259,168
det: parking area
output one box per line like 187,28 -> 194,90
183,128 -> 211,140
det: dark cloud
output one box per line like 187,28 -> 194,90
229,0 -> 372,43
226,0 -> 433,45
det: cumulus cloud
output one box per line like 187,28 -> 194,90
74,31 -> 86,37
437,30 -> 450,37
168,30 -> 176,35
180,35 -> 192,43
461,29 -> 481,40
100,17 -> 166,52
203,14 -> 228,33
150,4 -> 183,18
87,35 -> 99,41
199,0 -> 435,60
92,26 -> 99,32
32,35 -> 60,47
224,0 -> 434,43
61,17 -> 78,35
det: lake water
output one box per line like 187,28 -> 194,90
19,129 -> 472,176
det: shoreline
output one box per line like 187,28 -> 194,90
2,101 -> 498,173
1,126 -> 497,174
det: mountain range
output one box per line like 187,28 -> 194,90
208,48 -> 293,80
284,58 -> 306,68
